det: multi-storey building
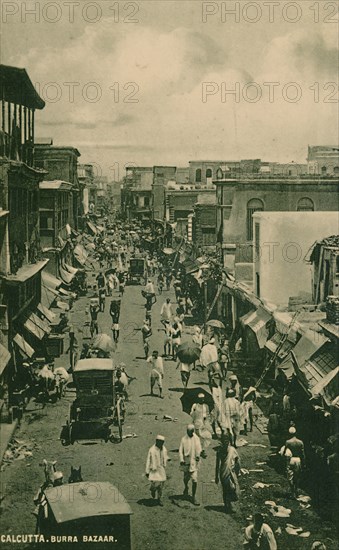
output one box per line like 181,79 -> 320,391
0,65 -> 48,412
307,146 -> 339,175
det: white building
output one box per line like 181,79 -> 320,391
252,212 -> 339,307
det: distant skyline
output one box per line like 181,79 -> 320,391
2,0 -> 338,176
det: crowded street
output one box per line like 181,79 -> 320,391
0,218 -> 337,550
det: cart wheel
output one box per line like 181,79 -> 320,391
69,424 -> 75,445
60,422 -> 70,446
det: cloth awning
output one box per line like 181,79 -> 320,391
74,244 -> 88,265
87,221 -> 97,235
240,307 -> 272,348
37,303 -> 56,323
41,284 -> 58,308
311,367 -> 339,402
13,333 -> 35,358
59,264 -> 77,284
0,344 -> 11,375
183,259 -> 200,274
24,312 -> 51,340
42,271 -> 62,290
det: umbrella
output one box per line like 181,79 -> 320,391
206,319 -> 225,330
180,387 -> 215,414
176,342 -> 201,364
92,334 -> 115,352
163,247 -> 175,255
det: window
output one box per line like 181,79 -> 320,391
144,196 -> 150,207
334,166 -> 339,174
254,222 -> 260,258
247,198 -> 264,241
321,166 -> 327,174
202,227 -> 215,246
216,168 -> 223,180
195,168 -> 202,183
206,168 -> 212,179
40,214 -> 53,230
297,197 -> 314,212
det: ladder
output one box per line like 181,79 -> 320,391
255,311 -> 299,389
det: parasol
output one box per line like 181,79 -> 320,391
92,333 -> 115,352
180,387 -> 215,414
206,319 -> 225,329
176,342 -> 201,364
163,247 -> 175,255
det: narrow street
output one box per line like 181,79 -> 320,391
1,260 -> 337,550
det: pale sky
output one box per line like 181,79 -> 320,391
1,0 -> 338,177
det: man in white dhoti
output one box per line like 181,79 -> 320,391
145,435 -> 168,506
179,424 -> 202,506
190,393 -> 213,458
222,389 -> 241,447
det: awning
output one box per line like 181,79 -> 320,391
278,330 -> 329,381
59,264 -> 77,284
74,244 -> 88,266
41,284 -> 58,308
42,271 -> 62,290
24,312 -> 51,340
37,303 -> 56,323
265,332 -> 296,360
183,259 -> 200,274
13,333 -> 35,358
0,344 -> 11,375
87,221 -> 97,235
240,307 -> 272,348
4,259 -> 49,283
299,342 -> 338,404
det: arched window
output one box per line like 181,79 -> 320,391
216,168 -> 223,180
297,197 -> 314,212
247,198 -> 264,241
195,168 -> 202,183
206,168 -> 212,179
334,166 -> 339,174
321,166 -> 327,174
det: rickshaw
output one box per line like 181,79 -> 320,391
35,482 -> 132,549
60,359 -> 124,445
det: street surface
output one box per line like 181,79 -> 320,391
0,264 -> 337,550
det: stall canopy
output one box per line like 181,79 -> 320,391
278,330 -> 329,381
0,344 -> 11,375
37,303 -> 56,323
183,259 -> 200,275
240,307 -> 272,348
59,264 -> 78,284
299,342 -> 338,404
42,272 -> 63,290
13,333 -> 35,358
24,312 -> 51,340
74,244 -> 88,266
265,332 -> 296,360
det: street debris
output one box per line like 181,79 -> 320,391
236,438 -> 248,447
2,438 -> 38,466
286,524 -> 310,537
253,482 -> 273,489
122,433 -> 138,439
266,502 -> 292,518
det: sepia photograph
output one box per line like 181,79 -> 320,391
0,1 -> 338,549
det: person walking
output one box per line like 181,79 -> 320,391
215,434 -> 241,513
89,301 -> 100,337
147,351 -> 164,398
158,320 -> 172,357
145,435 -> 168,506
281,426 -> 306,498
160,298 -> 173,326
179,424 -> 202,506
223,389 -> 241,447
244,512 -> 277,549
141,319 -> 152,359
171,322 -> 181,360
99,286 -> 106,312
96,271 -> 106,290
176,359 -> 191,388
190,393 -> 213,458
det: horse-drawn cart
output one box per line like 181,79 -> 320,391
60,358 -> 124,445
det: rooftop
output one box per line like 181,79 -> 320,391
0,64 -> 45,110
40,180 -> 73,191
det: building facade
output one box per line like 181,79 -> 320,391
215,176 -> 339,274
307,146 -> 339,175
